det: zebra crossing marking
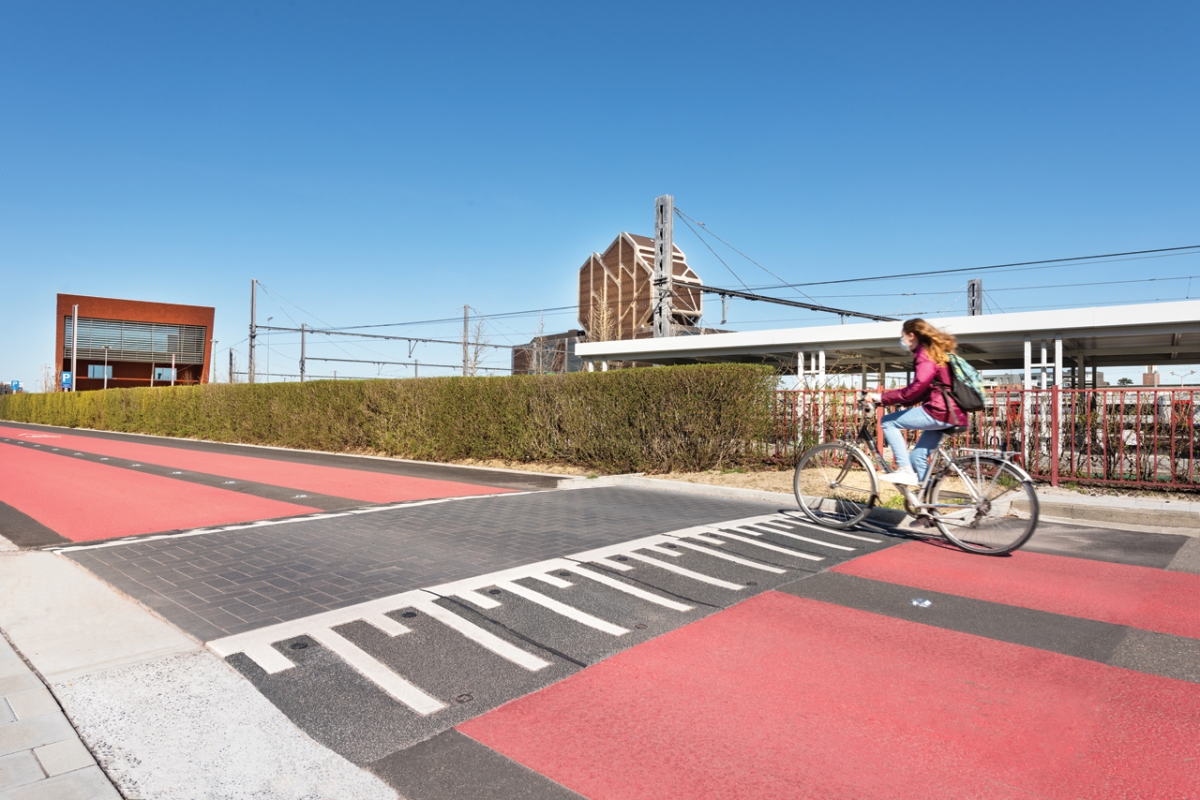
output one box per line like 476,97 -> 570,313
208,512 -> 882,718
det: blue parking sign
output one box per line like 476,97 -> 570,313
61,372 -> 72,390
9,381 -> 18,392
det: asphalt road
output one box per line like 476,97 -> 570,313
2,422 -> 1198,799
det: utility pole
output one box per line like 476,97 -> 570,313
462,305 -> 469,376
209,340 -> 217,383
70,304 -> 79,391
103,346 -> 109,390
229,350 -> 234,384
967,279 -> 983,316
248,279 -> 257,384
300,323 -> 306,382
171,353 -> 176,387
652,194 -> 675,338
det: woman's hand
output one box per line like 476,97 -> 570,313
864,391 -> 882,404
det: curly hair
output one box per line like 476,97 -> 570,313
902,318 -> 957,366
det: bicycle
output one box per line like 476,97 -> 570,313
792,395 -> 1039,555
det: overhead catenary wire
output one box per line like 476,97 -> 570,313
674,207 -> 825,306
748,244 -> 1200,290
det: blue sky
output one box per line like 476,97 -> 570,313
3,1 -> 1198,386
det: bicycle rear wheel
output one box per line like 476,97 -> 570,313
794,443 -> 878,529
928,456 -> 1038,554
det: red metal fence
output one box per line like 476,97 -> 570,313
771,388 -> 1200,490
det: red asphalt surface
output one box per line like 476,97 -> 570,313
834,543 -> 1200,640
0,440 -> 314,541
0,425 -> 512,505
461,588 -> 1200,800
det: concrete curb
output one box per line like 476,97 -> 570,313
1019,493 -> 1200,530
558,474 -> 908,527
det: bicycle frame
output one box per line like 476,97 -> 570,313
846,405 -> 1010,516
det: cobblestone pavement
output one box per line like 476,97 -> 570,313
63,487 -> 786,641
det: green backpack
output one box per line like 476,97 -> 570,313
946,353 -> 985,412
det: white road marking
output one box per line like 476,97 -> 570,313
308,626 -> 446,715
50,491 -> 540,552
738,524 -> 856,552
411,599 -> 550,671
186,507 -> 885,718
240,642 -> 296,674
565,566 -> 693,611
622,552 -> 745,590
699,528 -> 824,561
495,581 -> 629,636
593,557 -> 633,571
565,535 -> 681,564
761,518 -> 882,544
669,541 -> 786,573
531,572 -> 574,589
452,589 -> 503,610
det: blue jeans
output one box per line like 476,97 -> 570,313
881,406 -> 954,481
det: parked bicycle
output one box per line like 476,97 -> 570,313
793,396 -> 1039,555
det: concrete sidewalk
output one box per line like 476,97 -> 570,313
1,632 -> 119,800
0,551 -> 397,800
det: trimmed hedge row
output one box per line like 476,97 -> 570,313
0,364 -> 775,474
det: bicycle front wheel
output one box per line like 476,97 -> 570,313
928,456 -> 1038,554
794,443 -> 879,529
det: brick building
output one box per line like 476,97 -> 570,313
56,294 -> 216,391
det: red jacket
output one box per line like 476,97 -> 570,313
880,345 -> 968,426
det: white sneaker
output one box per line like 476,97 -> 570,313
879,468 -> 919,486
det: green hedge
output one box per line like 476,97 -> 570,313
0,364 -> 775,474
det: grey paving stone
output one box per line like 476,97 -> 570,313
0,765 -> 120,800
0,702 -> 12,727
0,716 -> 75,758
0,752 -> 43,792
67,487 -> 780,639
32,739 -> 94,778
3,691 -> 57,723
0,676 -> 39,699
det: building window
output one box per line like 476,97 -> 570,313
153,367 -> 176,382
64,318 -> 207,365
87,365 -> 114,379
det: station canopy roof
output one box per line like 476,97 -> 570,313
574,299 -> 1200,373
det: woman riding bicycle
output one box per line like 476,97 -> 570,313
866,318 -> 967,487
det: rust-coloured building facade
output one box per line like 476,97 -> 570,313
56,294 -> 216,391
577,232 -> 703,342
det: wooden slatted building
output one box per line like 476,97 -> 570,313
578,233 -> 703,342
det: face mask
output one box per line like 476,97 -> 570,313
899,337 -> 910,352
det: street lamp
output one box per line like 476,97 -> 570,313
210,340 -> 218,384
103,346 -> 109,391
1170,369 -> 1196,387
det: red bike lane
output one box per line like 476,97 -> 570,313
459,541 -> 1200,800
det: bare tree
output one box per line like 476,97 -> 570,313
467,316 -> 490,376
529,314 -> 548,374
587,283 -> 616,344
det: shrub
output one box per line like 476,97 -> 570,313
0,364 -> 775,474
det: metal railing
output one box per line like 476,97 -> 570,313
772,387 -> 1200,490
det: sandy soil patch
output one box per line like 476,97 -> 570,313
447,458 -> 593,476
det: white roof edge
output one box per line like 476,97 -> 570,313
575,299 -> 1200,358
